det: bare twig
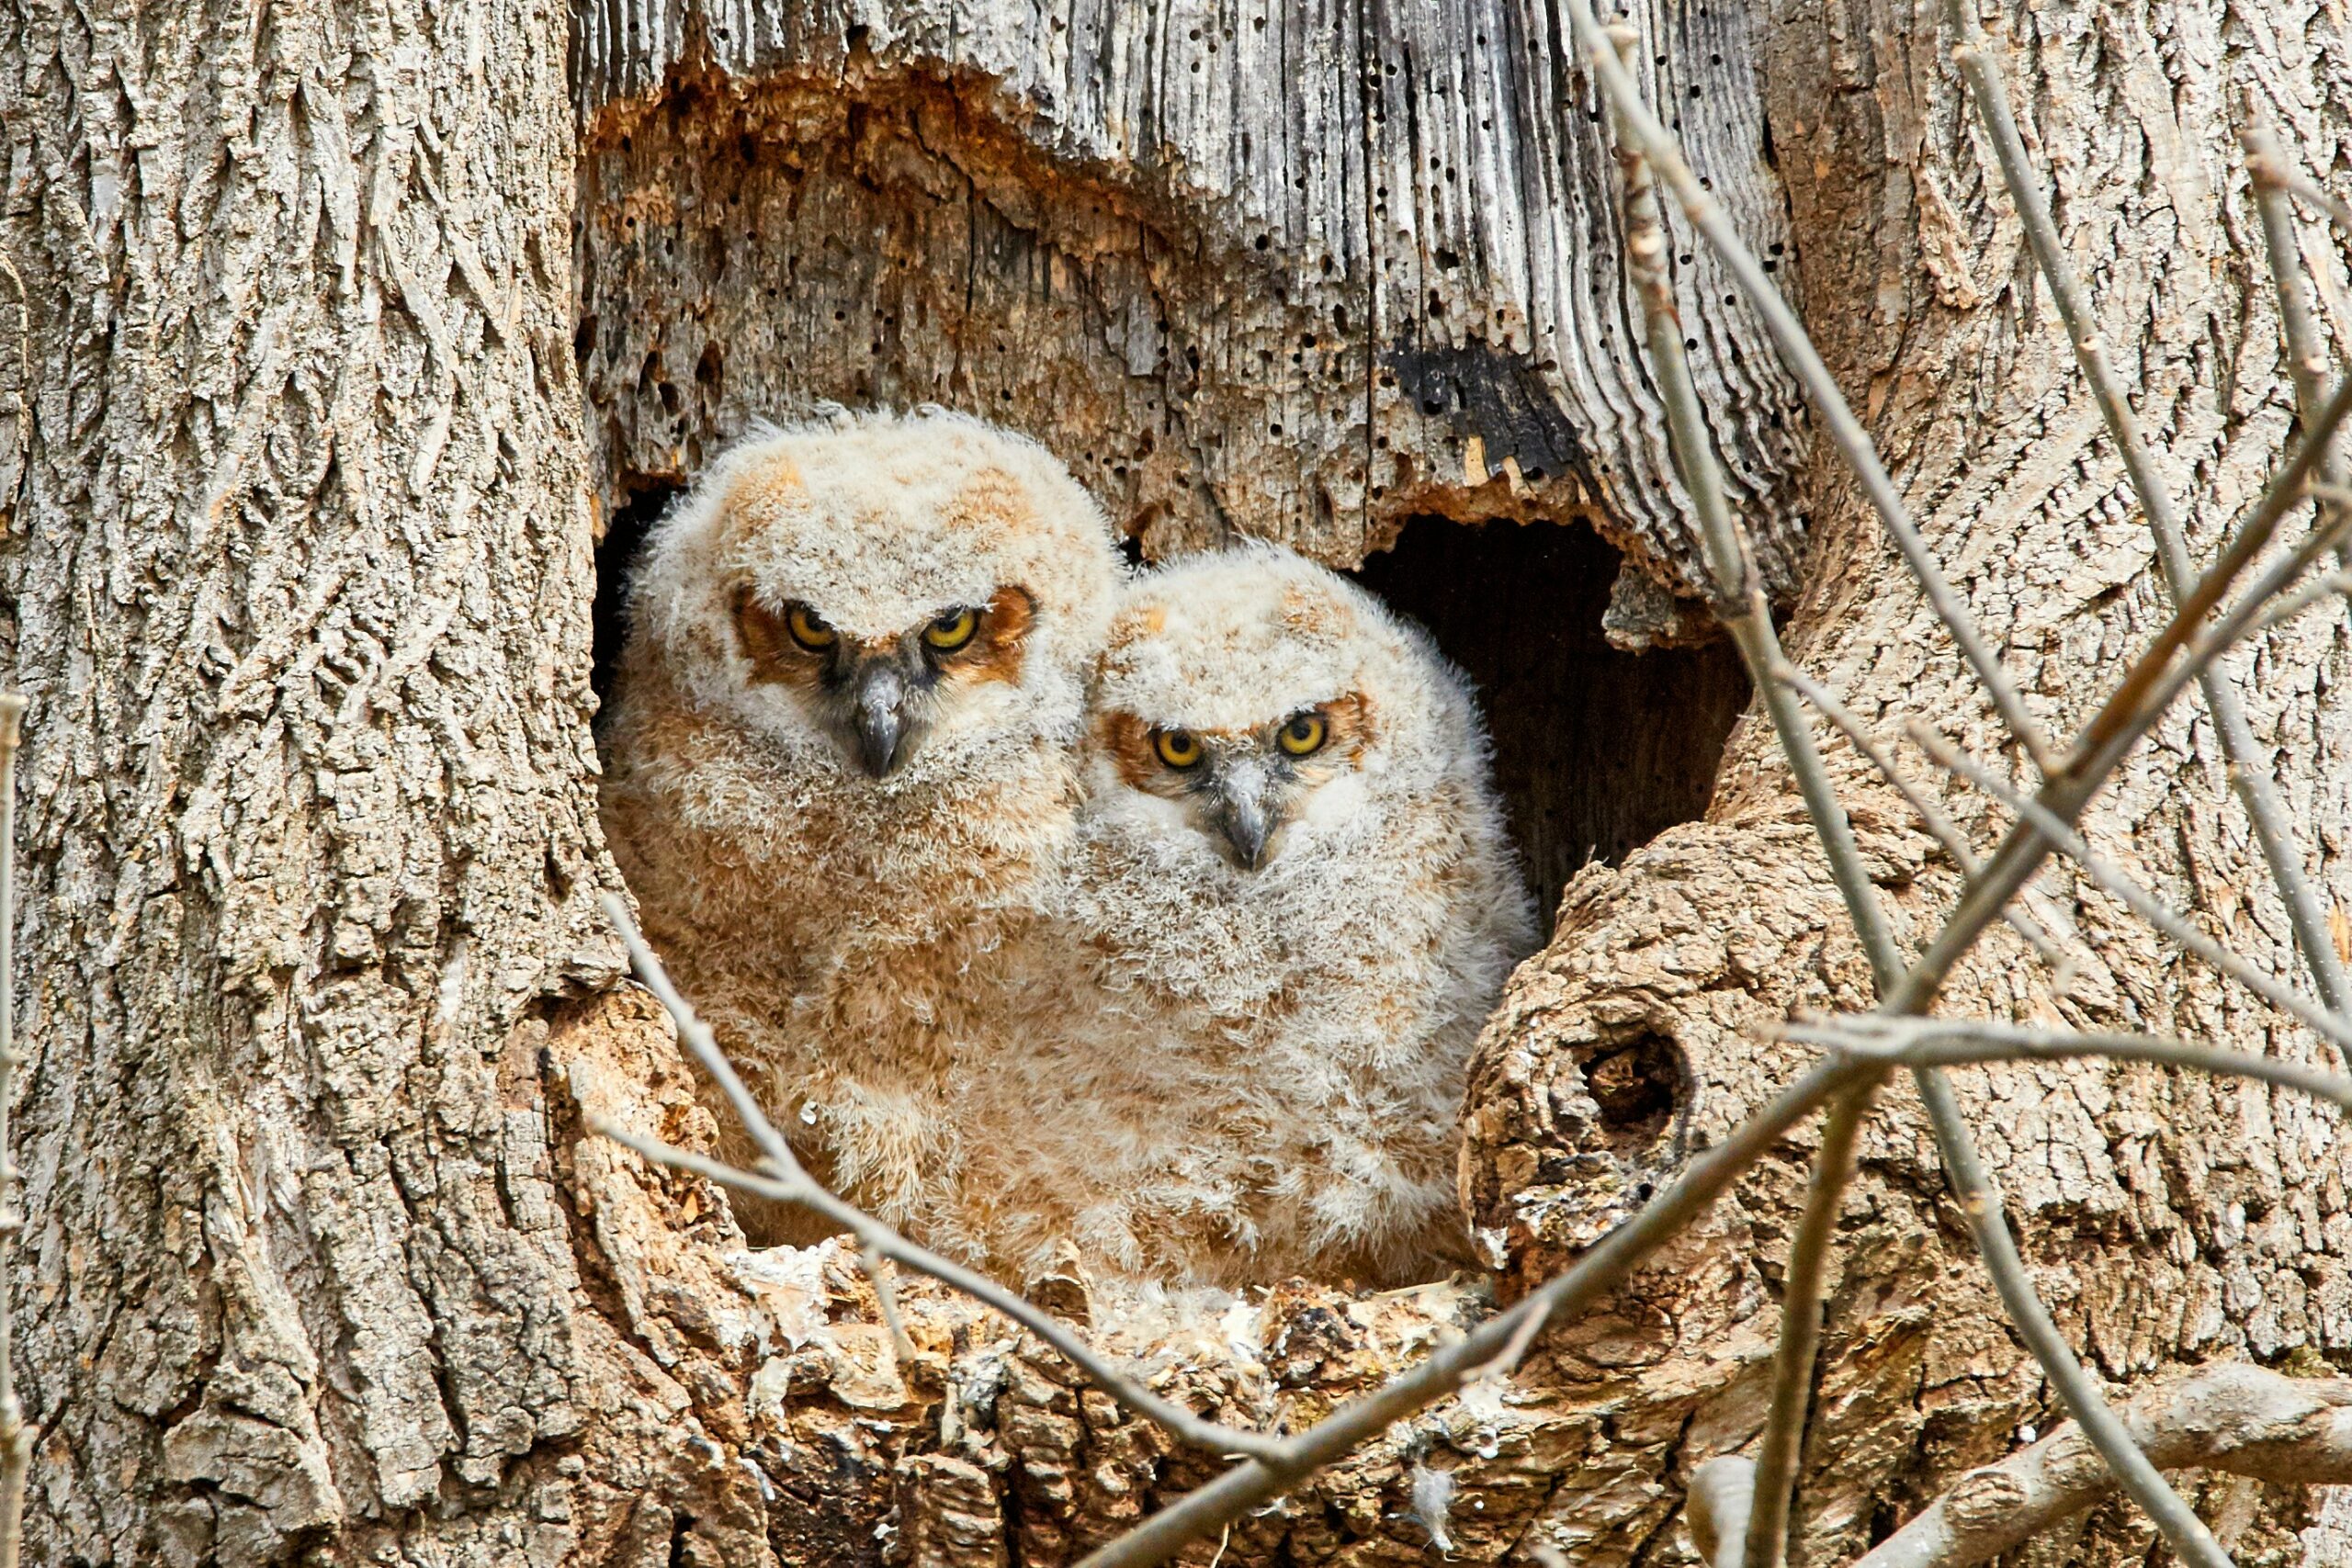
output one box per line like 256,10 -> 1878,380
1944,1 -> 2350,1025
1785,1018 -> 2352,1112
594,895 -> 1295,1464
1742,1081 -> 1870,1568
2262,164 -> 2352,241
0,694 -> 28,1568
1070,1055 -> 1873,1568
2116,488 -> 2352,741
1907,722 -> 2352,1058
1597,16 -> 1901,991
2245,121 -> 2346,490
1468,1294 -> 1554,1384
1849,1364 -> 2352,1568
1775,661 -> 2074,981
600,894 -> 811,1187
863,1247 -> 918,1366
2241,568 -> 2352,641
1563,4 -> 2058,773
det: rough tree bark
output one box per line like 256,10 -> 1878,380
0,2 -> 775,1562
5,0 -> 2351,1563
1464,0 -> 2352,1562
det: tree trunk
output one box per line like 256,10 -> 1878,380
5,0 -> 2350,1562
1465,0 -> 2352,1561
1,3 -> 773,1562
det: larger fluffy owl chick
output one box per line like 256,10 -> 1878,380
965,542 -> 1538,1287
598,410 -> 1124,1235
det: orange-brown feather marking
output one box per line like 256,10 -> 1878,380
1303,690 -> 1375,765
1099,710 -> 1168,792
733,590 -> 827,693
938,585 -> 1035,688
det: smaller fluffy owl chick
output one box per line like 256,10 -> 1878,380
968,543 -> 1537,1287
598,410 -> 1123,1236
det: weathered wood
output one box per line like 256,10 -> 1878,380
570,0 -> 1812,641
1466,0 -> 2352,1562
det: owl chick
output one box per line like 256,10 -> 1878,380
598,409 -> 1124,1237
960,542 -> 1538,1287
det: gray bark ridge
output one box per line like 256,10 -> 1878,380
0,1 -> 733,1562
1465,0 -> 2352,1560
571,0 -> 1810,639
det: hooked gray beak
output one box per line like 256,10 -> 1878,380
853,662 -> 911,777
1212,765 -> 1278,870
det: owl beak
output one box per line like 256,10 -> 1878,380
1211,766 -> 1278,870
852,662 -> 911,777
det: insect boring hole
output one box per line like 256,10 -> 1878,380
593,474 -> 686,720
1351,519 -> 1749,936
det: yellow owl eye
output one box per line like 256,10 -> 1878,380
923,607 -> 980,651
1277,712 -> 1328,756
1153,728 -> 1204,770
786,605 -> 836,650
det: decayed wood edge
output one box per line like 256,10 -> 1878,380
564,0 -> 1815,630
1847,1365 -> 2352,1568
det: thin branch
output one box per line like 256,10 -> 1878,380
593,897 -> 1295,1464
1774,661 -> 2074,981
1848,1364 -> 2352,1568
1071,1055 -> 1872,1568
1596,16 -> 1901,990
599,893 -> 810,1188
2262,164 -> 2352,241
0,695 -> 26,1568
1596,36 -> 1902,1563
1785,1018 -> 2352,1112
1562,3 -> 2058,773
2241,567 -> 2352,641
1468,1295 -> 1554,1385
863,1247 -> 918,1366
2245,120 -> 2346,491
1907,722 -> 2352,1059
1742,1081 -> 1869,1568
2104,491 -> 2352,750
1943,0 -> 2350,1023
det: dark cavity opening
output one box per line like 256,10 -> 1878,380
1351,518 -> 1749,933
593,476 -> 686,725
